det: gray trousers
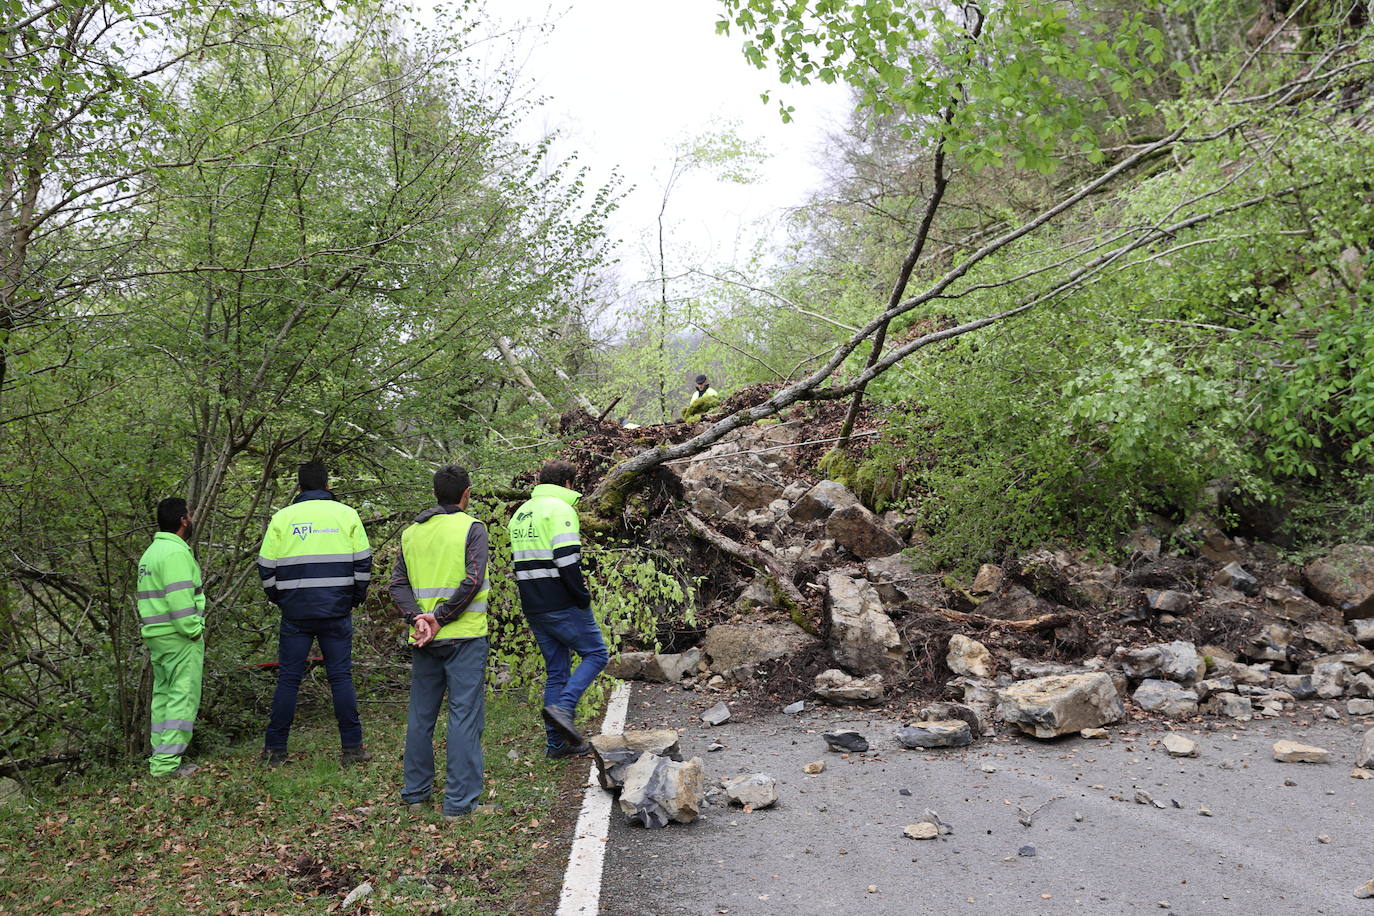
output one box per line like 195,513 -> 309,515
402,636 -> 487,815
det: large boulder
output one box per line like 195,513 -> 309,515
897,720 -> 973,749
618,754 -> 705,827
1305,545 -> 1374,620
813,668 -> 885,705
826,573 -> 904,677
1133,679 -> 1199,717
605,651 -> 654,680
1113,641 -> 1206,684
946,634 -> 995,678
1263,584 -> 1337,626
997,673 -> 1126,738
789,480 -> 860,523
640,649 -> 701,683
1303,620 -> 1359,653
826,504 -> 904,559
703,622 -> 818,681
676,428 -> 798,512
590,730 -> 683,791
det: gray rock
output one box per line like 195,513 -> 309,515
826,573 -> 903,677
734,577 -> 775,610
1349,672 -> 1374,698
783,701 -> 805,715
1209,659 -> 1271,686
1269,672 -> 1317,700
822,730 -> 869,753
1202,693 -> 1253,719
789,480 -> 860,522
590,730 -> 683,791
1195,676 -> 1235,700
1018,845 -> 1037,857
0,778 -> 20,808
1305,544 -> 1374,620
918,701 -> 985,738
1311,662 -> 1347,699
1347,699 -> 1374,716
702,622 -> 818,679
826,503 -> 904,559
1262,584 -> 1334,625
700,702 -> 731,726
865,552 -> 946,605
618,754 -> 706,827
722,773 -> 778,809
1351,619 -> 1374,645
1162,734 -> 1198,757
1148,590 -> 1193,614
641,648 -> 702,683
1008,658 -> 1087,679
1244,623 -> 1296,663
1304,620 -> 1359,653
1114,641 -> 1206,684
997,672 -> 1126,739
946,634 -> 995,678
1271,740 -> 1329,764
605,651 -> 654,680
1357,728 -> 1374,768
979,584 -> 1056,621
813,668 -> 885,705
897,720 -> 973,749
1214,561 -> 1259,596
1133,679 -> 1199,717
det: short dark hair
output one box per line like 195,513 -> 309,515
434,464 -> 470,504
157,497 -> 188,533
298,460 -> 328,491
695,374 -> 708,385
538,460 -> 576,487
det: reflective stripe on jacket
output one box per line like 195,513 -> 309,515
508,483 -> 590,615
399,510 -> 489,639
257,490 -> 371,620
137,532 -> 206,639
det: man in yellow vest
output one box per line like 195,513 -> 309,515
389,464 -> 492,819
136,497 -> 206,778
508,460 -> 608,758
257,461 -> 373,766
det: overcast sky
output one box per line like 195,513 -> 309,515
479,0 -> 854,289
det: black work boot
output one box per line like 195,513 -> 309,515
541,705 -> 584,748
546,742 -> 592,760
340,745 -> 374,767
260,748 -> 288,767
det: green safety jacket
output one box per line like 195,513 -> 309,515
136,532 -> 206,640
509,483 -> 590,615
399,510 -> 490,640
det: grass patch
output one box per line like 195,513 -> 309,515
0,691 -> 586,915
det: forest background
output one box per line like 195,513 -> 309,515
2,0 -> 1372,779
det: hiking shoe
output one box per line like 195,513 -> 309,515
541,705 -> 584,748
340,746 -> 374,767
259,748 -> 288,767
406,802 -> 428,813
172,762 -> 200,778
546,742 -> 592,760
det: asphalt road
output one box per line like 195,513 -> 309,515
597,684 -> 1373,916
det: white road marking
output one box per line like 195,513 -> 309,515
556,682 -> 630,916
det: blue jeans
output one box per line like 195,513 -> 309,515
402,637 -> 487,816
264,616 -> 362,751
526,606 -> 609,750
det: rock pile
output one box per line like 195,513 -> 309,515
586,421 -> 1374,752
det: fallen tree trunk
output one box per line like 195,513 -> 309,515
0,751 -> 80,778
931,608 -> 1074,631
682,511 -> 806,610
